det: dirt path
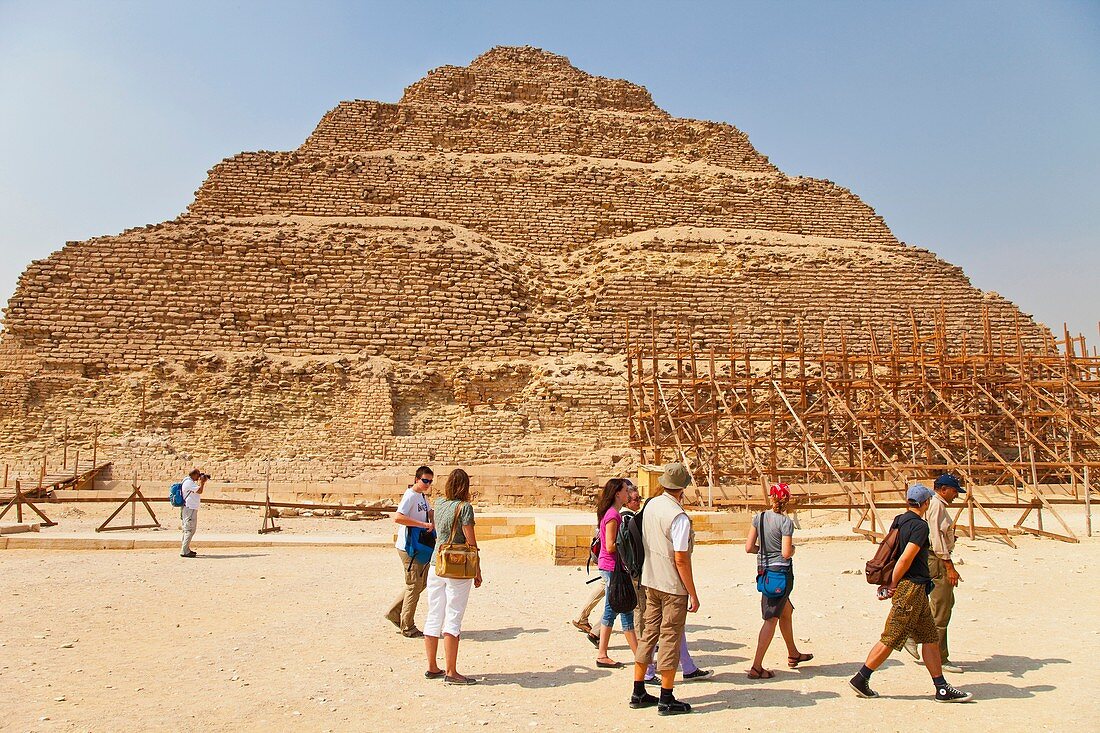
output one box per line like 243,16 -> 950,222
1,532 -> 1097,731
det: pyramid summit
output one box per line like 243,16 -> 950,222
400,45 -> 663,112
0,46 -> 1049,483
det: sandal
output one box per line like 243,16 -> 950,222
788,652 -> 814,668
596,658 -> 624,669
571,620 -> 592,634
444,674 -> 477,685
747,665 -> 775,679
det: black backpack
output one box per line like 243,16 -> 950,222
607,565 -> 638,613
618,504 -> 646,580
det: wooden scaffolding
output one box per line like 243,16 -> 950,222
625,310 -> 1100,543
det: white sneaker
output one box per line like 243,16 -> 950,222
942,662 -> 964,674
903,638 -> 920,660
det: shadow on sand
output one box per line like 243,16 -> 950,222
689,636 -> 747,653
463,627 -> 549,642
196,553 -> 270,559
478,665 -> 613,689
683,686 -> 841,713
880,683 -> 1055,701
961,654 -> 1070,678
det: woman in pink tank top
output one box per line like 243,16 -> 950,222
594,478 -> 638,668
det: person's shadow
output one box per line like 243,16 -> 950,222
689,637 -> 747,653
881,683 -> 1055,701
462,627 -> 549,642
777,659 -> 904,680
686,686 -> 841,713
478,665 -> 612,689
197,553 -> 269,559
962,654 -> 1070,678
686,623 -> 738,633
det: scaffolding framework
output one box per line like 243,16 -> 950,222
625,309 -> 1100,543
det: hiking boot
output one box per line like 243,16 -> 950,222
903,637 -> 920,660
628,691 -> 658,709
657,698 -> 692,715
935,683 -> 973,703
849,674 -> 879,698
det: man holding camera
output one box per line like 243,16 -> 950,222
180,469 -> 207,558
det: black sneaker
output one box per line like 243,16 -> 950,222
657,698 -> 692,716
643,676 -> 660,686
849,674 -> 879,698
181,551 -> 197,558
628,692 -> 658,709
935,683 -> 973,703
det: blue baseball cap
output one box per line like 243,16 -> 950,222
934,473 -> 965,493
906,483 -> 934,505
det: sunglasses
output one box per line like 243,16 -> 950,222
420,478 -> 433,484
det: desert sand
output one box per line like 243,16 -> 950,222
2,510 -> 1098,733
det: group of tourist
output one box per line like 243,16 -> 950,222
165,458 -> 972,709
374,461 -> 973,711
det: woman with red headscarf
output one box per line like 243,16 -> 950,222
744,483 -> 813,678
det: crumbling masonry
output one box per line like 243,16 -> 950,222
0,47 -> 1052,485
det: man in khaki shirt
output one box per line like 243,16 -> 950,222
908,473 -> 964,672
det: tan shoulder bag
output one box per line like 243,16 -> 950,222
435,501 -> 480,580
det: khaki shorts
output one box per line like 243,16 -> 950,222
880,578 -> 938,650
634,587 -> 688,672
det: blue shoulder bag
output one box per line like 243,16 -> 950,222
755,513 -> 790,599
404,525 -> 436,570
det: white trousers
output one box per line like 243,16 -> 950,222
423,565 -> 473,638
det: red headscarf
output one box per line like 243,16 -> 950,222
769,483 -> 791,501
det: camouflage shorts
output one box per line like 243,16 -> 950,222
880,578 -> 938,650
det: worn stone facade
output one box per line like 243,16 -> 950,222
0,46 -> 1050,486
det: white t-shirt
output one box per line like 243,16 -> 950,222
182,477 -> 201,510
670,513 -> 692,552
394,487 -> 430,552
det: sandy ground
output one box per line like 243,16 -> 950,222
2,519 -> 1098,732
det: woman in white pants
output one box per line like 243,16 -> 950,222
423,468 -> 482,685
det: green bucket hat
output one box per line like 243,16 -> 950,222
658,462 -> 692,490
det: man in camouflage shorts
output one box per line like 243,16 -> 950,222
849,485 -> 973,703
880,577 -> 938,651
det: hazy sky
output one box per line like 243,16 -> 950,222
2,1 -> 1097,341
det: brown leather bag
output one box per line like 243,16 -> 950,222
865,527 -> 901,585
435,501 -> 480,580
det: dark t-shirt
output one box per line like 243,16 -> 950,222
891,510 -> 931,585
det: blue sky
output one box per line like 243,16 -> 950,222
1,1 -> 1097,341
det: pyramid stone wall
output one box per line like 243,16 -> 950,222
0,46 -> 1051,488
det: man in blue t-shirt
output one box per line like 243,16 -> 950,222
384,466 -> 435,638
849,484 -> 973,703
